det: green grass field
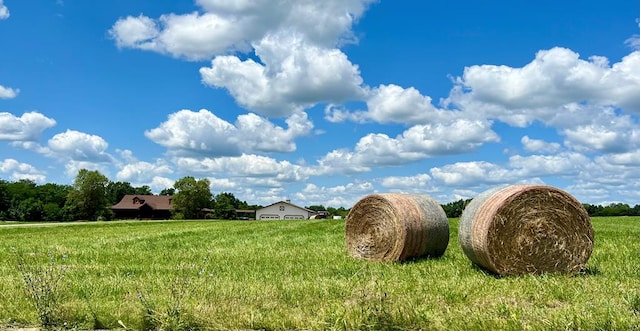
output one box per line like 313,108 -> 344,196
1,217 -> 639,330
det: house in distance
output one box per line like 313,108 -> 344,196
111,195 -> 172,220
255,200 -> 318,220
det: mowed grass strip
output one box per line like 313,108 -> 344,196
0,217 -> 639,330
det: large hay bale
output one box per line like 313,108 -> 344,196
345,193 -> 449,262
459,185 -> 594,275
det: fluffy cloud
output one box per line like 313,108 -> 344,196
114,150 -> 174,190
508,153 -> 590,178
0,0 -> 9,20
145,109 -> 313,156
116,160 -> 173,183
625,19 -> 640,50
326,84 -> 461,125
521,136 -> 561,154
111,1 -> 371,117
62,161 -> 112,178
110,12 -> 252,60
235,111 -> 313,152
0,85 -> 18,98
564,155 -> 640,204
200,33 -> 365,116
449,48 -> 640,126
430,152 -> 591,188
296,181 -> 375,208
318,119 -> 499,173
430,161 -> 514,187
599,150 -> 640,166
174,154 -> 311,183
109,15 -> 159,50
0,112 -> 56,141
0,159 -> 46,183
145,109 -> 239,156
47,130 -> 113,163
626,35 -> 640,50
559,107 -> 640,153
109,0 -> 375,60
380,173 -> 435,192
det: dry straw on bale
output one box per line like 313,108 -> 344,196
459,185 -> 594,276
345,193 -> 449,262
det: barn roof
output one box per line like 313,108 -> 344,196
257,200 -> 315,213
111,195 -> 172,211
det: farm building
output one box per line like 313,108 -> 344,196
255,200 -> 317,220
111,195 -> 172,220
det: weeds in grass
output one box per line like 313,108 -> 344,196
345,273 -> 397,331
136,263 -> 211,331
628,293 -> 640,315
1,218 -> 639,330
12,248 -> 69,330
79,286 -> 108,330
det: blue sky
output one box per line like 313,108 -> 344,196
1,0 -> 640,208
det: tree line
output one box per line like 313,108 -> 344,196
440,199 -> 640,218
2,170 -> 639,222
0,169 -> 259,222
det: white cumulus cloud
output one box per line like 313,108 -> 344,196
448,47 -> 640,125
508,152 -> 590,178
0,159 -> 46,183
0,112 -> 56,141
296,181 -> 375,208
109,0 -> 375,60
200,33 -> 366,117
145,109 -> 313,156
47,130 -> 113,163
559,107 -> 640,153
326,84 -> 461,125
625,18 -> 640,50
145,109 -> 239,156
317,119 -> 499,174
0,85 -> 18,98
0,0 -> 9,20
109,15 -> 159,50
380,173 -> 435,192
114,150 -> 174,191
116,160 -> 173,183
521,136 -> 562,154
174,154 -> 312,184
430,161 -> 515,187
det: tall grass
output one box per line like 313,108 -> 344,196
0,217 -> 639,330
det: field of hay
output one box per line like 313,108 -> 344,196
1,217 -> 639,330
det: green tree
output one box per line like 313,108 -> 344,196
36,183 -> 71,207
2,180 -> 39,221
65,169 -> 110,221
172,176 -> 212,219
441,199 -> 471,218
159,187 -> 175,196
105,181 -> 137,205
307,205 -> 326,212
327,206 -> 349,218
43,202 -> 65,222
134,185 -> 153,195
0,180 -> 9,220
583,203 -> 603,216
18,197 -> 44,221
601,203 -> 632,216
5,179 -> 37,201
213,192 -> 250,219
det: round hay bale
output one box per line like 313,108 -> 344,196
345,193 -> 449,262
459,185 -> 594,276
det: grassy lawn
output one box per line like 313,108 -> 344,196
0,217 -> 639,330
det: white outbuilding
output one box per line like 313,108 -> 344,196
255,200 -> 316,220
